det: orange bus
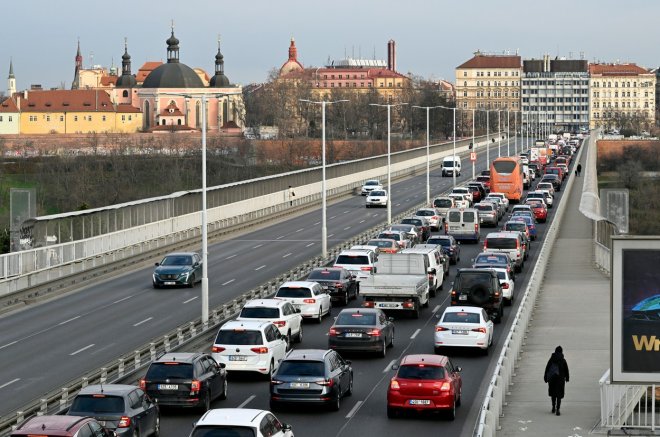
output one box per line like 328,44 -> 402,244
490,157 -> 524,202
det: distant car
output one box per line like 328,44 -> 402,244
474,202 -> 498,227
486,192 -> 509,211
334,250 -> 378,280
525,199 -> 548,223
509,216 -> 538,240
432,196 -> 455,219
528,190 -> 553,208
140,352 -> 227,411
476,175 -> 491,192
467,182 -> 487,201
451,187 -> 473,204
376,231 -> 410,249
501,221 -> 531,253
471,251 -> 515,276
400,217 -> 430,241
361,179 -> 383,195
237,299 -> 304,345
366,189 -> 388,208
68,384 -> 160,437
414,208 -> 441,231
274,281 -> 332,322
190,408 -> 294,437
152,252 -> 202,288
434,306 -> 494,355
387,354 -> 463,420
387,224 -> 422,245
536,182 -> 555,196
329,308 -> 395,357
270,349 -> 353,411
492,267 -> 515,305
366,238 -> 400,254
448,193 -> 470,209
540,174 -> 561,191
426,235 -> 460,264
307,267 -> 358,306
10,416 -> 115,437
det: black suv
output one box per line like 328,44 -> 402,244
140,352 -> 227,411
450,269 -> 503,323
307,267 -> 358,306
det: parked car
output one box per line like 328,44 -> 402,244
328,308 -> 395,356
366,189 -> 388,208
140,352 -> 227,411
426,235 -> 460,264
307,267 -> 358,306
361,179 -> 383,195
274,281 -> 332,322
11,416 -> 115,437
152,252 -> 202,288
434,306 -> 494,355
190,408 -> 294,437
237,298 -> 304,345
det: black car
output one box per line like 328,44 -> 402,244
528,163 -> 541,177
426,235 -> 460,264
67,384 -> 160,437
450,269 -> 503,323
140,352 -> 227,411
466,184 -> 484,203
270,349 -> 353,411
400,218 -> 430,241
328,308 -> 395,357
307,267 -> 358,306
540,174 -> 561,192
152,252 -> 203,288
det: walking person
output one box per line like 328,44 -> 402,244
288,185 -> 296,206
576,163 -> 582,176
544,345 -> 570,416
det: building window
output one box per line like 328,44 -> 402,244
74,115 -> 78,122
8,116 -> 11,122
102,115 -> 106,122
60,115 -> 64,122
463,91 -> 467,97
46,115 -> 50,122
121,115 -> 126,121
339,74 -> 342,79
463,71 -> 467,77
89,115 -> 92,122
0,116 -> 3,122
122,90 -> 128,98
128,115 -> 132,121
463,81 -> 467,87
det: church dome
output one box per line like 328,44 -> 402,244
142,28 -> 204,89
279,37 -> 304,76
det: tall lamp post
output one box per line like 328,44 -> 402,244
300,99 -> 348,259
412,105 -> 443,206
506,109 -> 510,156
472,108 -> 476,179
370,102 -> 407,225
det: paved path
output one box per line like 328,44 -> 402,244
498,147 -> 610,436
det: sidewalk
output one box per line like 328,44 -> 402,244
498,149 -> 610,436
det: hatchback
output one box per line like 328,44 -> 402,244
434,306 -> 493,355
524,199 -> 548,223
328,308 -> 395,357
473,202 -> 498,227
190,408 -> 294,437
237,299 -> 304,345
471,252 -> 515,277
334,250 -> 378,280
152,252 -> 202,288
483,232 -> 525,273
414,208 -> 441,231
366,238 -> 400,254
376,231 -> 410,249
270,349 -> 353,411
400,218 -> 430,241
476,175 -> 491,192
387,354 -> 462,420
11,416 -> 114,437
432,196 -> 455,219
426,235 -> 460,264
509,216 -> 537,240
275,281 -> 332,322
307,267 -> 358,306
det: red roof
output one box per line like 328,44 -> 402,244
160,101 -> 184,117
15,89 -> 115,112
136,61 -> 163,83
458,54 -> 521,69
589,63 -> 650,76
100,75 -> 118,86
0,97 -> 19,112
116,104 -> 141,113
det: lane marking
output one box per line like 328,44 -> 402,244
0,378 -> 20,390
346,400 -> 363,419
225,254 -> 237,260
0,341 -> 17,350
330,216 -> 337,219
343,210 -> 350,214
183,296 -> 198,304
252,244 -> 263,249
328,234 -> 334,238
359,220 -> 366,224
383,360 -> 396,373
395,203 -> 401,206
432,304 -> 441,313
113,295 -> 134,304
58,316 -> 80,326
222,279 -> 235,286
238,395 -> 256,408
306,243 -> 315,247
344,226 -> 351,230
276,235 -> 285,240
133,317 -> 153,327
313,221 -> 321,225
255,265 -> 266,271
70,344 -> 95,356
282,253 -> 292,258
295,228 -> 304,233
410,328 -> 421,339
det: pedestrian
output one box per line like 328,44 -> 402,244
576,163 -> 582,176
288,185 -> 296,206
544,345 -> 569,416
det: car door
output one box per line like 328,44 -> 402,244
482,309 -> 494,343
377,311 -> 392,343
315,284 -> 331,315
283,303 -> 301,337
193,253 -> 202,278
134,389 -> 156,436
333,353 -> 350,395
266,324 -> 286,366
445,359 -> 461,396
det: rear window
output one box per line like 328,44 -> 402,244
474,204 -> 493,212
69,395 -> 125,415
308,270 -> 341,280
486,237 -> 517,249
427,238 -> 450,247
475,254 -> 507,265
335,312 -> 377,325
447,211 -> 461,222
191,427 -> 255,437
276,286 -> 313,298
335,255 -> 370,265
397,364 -> 445,380
215,330 -> 263,345
368,240 -> 395,248
455,272 -> 493,293
477,176 -> 490,182
378,233 -> 401,241
496,271 -> 507,280
146,362 -> 193,380
493,161 -> 517,173
239,307 -> 280,319
463,211 -> 476,222
401,219 -> 421,226
415,210 -> 434,216
442,311 -> 480,324
277,360 -> 325,377
434,199 -> 453,208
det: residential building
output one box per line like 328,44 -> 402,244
589,63 -> 656,130
0,96 -> 20,134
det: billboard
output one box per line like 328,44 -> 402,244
611,237 -> 660,383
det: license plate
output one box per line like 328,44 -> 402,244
229,355 -> 247,361
459,295 -> 467,301
164,281 -> 176,285
345,333 -> 362,338
290,382 -> 310,388
452,330 -> 468,335
409,399 -> 431,405
157,384 -> 178,390
378,303 -> 398,308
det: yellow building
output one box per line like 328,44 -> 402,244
589,63 -> 656,130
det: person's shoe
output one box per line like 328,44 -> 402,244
551,406 -> 555,413
556,409 -> 561,416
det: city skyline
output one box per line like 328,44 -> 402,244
3,0 -> 660,91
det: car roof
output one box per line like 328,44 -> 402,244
284,348 -> 330,361
243,299 -> 287,308
154,352 -> 201,363
443,306 -> 482,314
457,268 -> 498,276
401,247 -> 436,254
367,239 -> 396,244
279,281 -> 320,288
219,320 -> 272,331
162,252 -> 197,257
311,266 -> 346,272
196,408 -> 266,427
77,384 -> 138,396
486,232 -> 519,239
400,354 -> 445,366
15,415 -> 92,434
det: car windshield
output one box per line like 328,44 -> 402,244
277,360 -> 325,377
308,270 -> 341,280
191,426 -> 256,437
215,330 -> 263,345
486,238 -> 517,249
496,271 -> 507,280
397,365 -> 445,380
365,181 -> 379,186
160,255 -> 193,266
427,238 -> 450,247
434,199 -> 453,208
69,395 -> 125,414
335,312 -> 377,325
239,307 -> 280,319
442,311 -> 480,324
370,191 -> 386,196
378,233 -> 401,241
145,362 -> 193,380
335,255 -> 369,265
415,210 -> 434,216
475,254 -> 507,264
367,240 -> 395,249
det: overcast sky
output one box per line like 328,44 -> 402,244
3,0 -> 659,91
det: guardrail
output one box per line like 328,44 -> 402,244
599,369 -> 657,431
473,138 -> 586,437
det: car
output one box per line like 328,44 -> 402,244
448,193 -> 470,209
536,181 -> 555,196
491,267 -> 515,305
328,308 -> 395,356
387,354 -> 462,420
486,192 -> 509,211
366,238 -> 400,254
67,384 -> 160,437
480,170 -> 491,177
366,189 -> 388,208
482,196 -> 505,219
152,252 -> 202,288
434,306 -> 494,354
528,163 -> 542,178
270,349 -> 353,411
525,199 -> 548,223
411,244 -> 451,280
190,408 -> 294,437
140,352 -> 227,411
474,202 -> 498,227
444,208 -> 480,243
528,190 -> 553,208
432,196 -> 455,219
400,217 -> 430,241
376,231 -> 410,249
501,220 -> 531,250
509,216 -> 538,240
361,179 -> 383,195
334,249 -> 378,280
471,252 -> 515,277
307,267 -> 358,306
476,175 -> 491,192
350,245 -> 380,257
414,208 -> 441,231
451,187 -> 473,204
11,416 -> 115,437
211,320 -> 288,377
237,299 -> 304,345
540,173 -> 561,191
483,232 -> 525,273
387,224 -> 422,245
468,181 -> 488,199
450,268 -> 503,323
511,204 -> 534,216
426,235 -> 460,264
465,184 -> 483,203
274,281 -> 332,322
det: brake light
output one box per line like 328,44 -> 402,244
428,274 -> 434,280
251,347 -> 269,354
439,381 -> 451,392
212,346 -> 226,353
273,320 -> 286,327
402,301 -> 414,309
516,240 -> 520,249
191,380 -> 201,392
483,241 -> 487,250
444,222 -> 448,233
360,266 -> 373,271
472,327 -> 487,334
451,290 -> 457,297
474,223 -> 479,233
317,379 -> 334,387
329,328 -> 339,336
494,291 -> 501,298
335,282 -> 343,288
390,379 -> 400,390
502,283 -> 510,289
367,329 -> 381,336
363,301 -> 375,308
303,299 -> 316,304
435,326 -> 448,332
139,379 -> 146,390
117,416 -> 131,428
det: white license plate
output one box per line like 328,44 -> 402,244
290,382 -> 310,388
345,333 -> 362,338
378,303 -> 399,308
229,355 -> 247,361
157,384 -> 178,390
452,330 -> 468,335
459,295 -> 467,301
409,399 -> 431,405
164,281 -> 176,285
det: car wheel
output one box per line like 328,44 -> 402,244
285,331 -> 292,351
269,399 -> 279,412
379,339 -> 387,358
411,302 -> 420,319
152,282 -> 160,289
456,387 -> 462,407
188,275 -> 195,288
343,291 -> 349,306
346,373 -> 353,396
430,286 -> 436,298
388,330 -> 394,348
132,427 -> 140,437
152,415 -> 160,437
387,406 -> 398,419
317,308 -> 323,324
266,361 -> 274,380
295,324 -> 303,343
200,391 -> 210,412
219,378 -> 228,400
447,397 -> 457,421
330,388 -> 341,411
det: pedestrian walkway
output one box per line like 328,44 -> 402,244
498,149 -> 610,436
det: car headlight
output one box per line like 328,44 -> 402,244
178,271 -> 190,278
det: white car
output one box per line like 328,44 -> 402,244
376,231 -> 410,249
527,190 -> 553,208
274,281 -> 332,322
487,192 -> 510,211
414,208 -> 441,231
361,179 -> 383,195
448,193 -> 470,209
491,267 -> 515,305
212,320 -> 288,376
237,299 -> 304,345
451,187 -> 474,204
536,182 -> 555,197
366,189 -> 388,208
190,408 -> 294,437
434,306 -> 494,355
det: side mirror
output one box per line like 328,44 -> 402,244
282,424 -> 293,432
154,262 -> 160,266
456,366 -> 462,372
391,364 -> 399,371
427,267 -> 436,275
388,317 -> 395,322
345,360 -> 352,365
218,362 -> 226,369
295,308 -> 301,313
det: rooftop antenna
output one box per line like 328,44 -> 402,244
89,51 -> 94,69
373,45 -> 376,60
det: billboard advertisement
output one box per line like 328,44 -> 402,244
529,147 -> 539,162
611,237 -> 660,383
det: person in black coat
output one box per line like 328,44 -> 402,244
544,345 -> 569,416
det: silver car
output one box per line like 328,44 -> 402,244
414,208 -> 441,231
474,202 -> 498,227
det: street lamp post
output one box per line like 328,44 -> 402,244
472,108 -> 476,179
514,111 -> 518,155
486,109 -> 490,169
412,105 -> 443,206
452,108 -> 457,187
506,109 -> 510,156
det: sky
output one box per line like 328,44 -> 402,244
3,0 -> 659,91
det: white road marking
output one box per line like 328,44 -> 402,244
58,316 -> 80,326
252,244 -> 263,249
0,378 -> 20,390
432,305 -> 441,313
113,295 -> 133,304
343,210 -> 350,214
296,228 -> 304,233
282,253 -> 292,258
346,400 -> 363,419
383,360 -> 396,373
70,344 -> 95,356
0,341 -> 17,350
238,395 -> 256,408
183,296 -> 198,304
276,235 -> 285,240
222,279 -> 235,286
410,329 -> 421,339
306,243 -> 315,247
313,221 -> 321,225
344,226 -> 351,230
328,234 -> 334,238
330,216 -> 337,219
359,220 -> 365,223
133,317 -> 153,327
255,265 -> 266,271
395,203 -> 401,206
225,254 -> 237,260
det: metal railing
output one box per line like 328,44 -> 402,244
599,369 -> 658,431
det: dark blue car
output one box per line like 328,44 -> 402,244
426,235 -> 461,264
152,252 -> 203,288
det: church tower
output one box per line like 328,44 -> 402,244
7,58 -> 16,96
72,40 -> 82,89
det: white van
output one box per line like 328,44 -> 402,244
400,246 -> 446,296
442,156 -> 462,177
444,207 -> 480,243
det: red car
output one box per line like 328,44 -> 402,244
525,199 -> 548,223
387,354 -> 462,420
476,175 -> 491,192
544,166 -> 565,182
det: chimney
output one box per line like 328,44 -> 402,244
387,40 -> 396,71
16,95 -> 20,110
23,90 -> 28,100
